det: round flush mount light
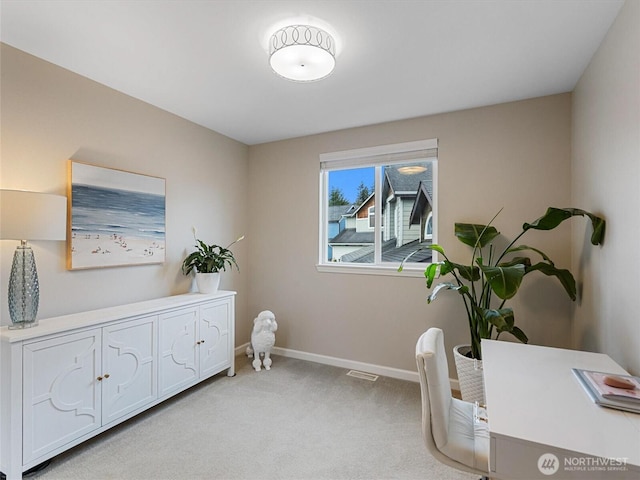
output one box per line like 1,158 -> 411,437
398,165 -> 427,175
269,25 -> 336,82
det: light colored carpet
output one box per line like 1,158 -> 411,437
30,355 -> 477,480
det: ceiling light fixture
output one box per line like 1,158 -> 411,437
269,25 -> 336,82
398,165 -> 427,175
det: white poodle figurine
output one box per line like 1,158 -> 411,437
246,310 -> 278,371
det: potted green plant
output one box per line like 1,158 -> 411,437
182,232 -> 244,293
400,207 -> 605,402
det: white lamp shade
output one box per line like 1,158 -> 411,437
0,189 -> 67,241
270,44 -> 336,82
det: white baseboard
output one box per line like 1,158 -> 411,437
235,342 -> 250,356
450,378 -> 460,392
235,343 -> 459,390
273,346 -> 420,382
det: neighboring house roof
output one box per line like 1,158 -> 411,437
409,180 -> 434,225
328,204 -> 356,222
329,228 -> 374,244
352,192 -> 375,216
339,240 -> 392,263
340,238 -> 433,263
383,164 -> 432,199
382,239 -> 433,263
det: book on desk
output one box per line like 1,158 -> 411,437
573,368 -> 640,413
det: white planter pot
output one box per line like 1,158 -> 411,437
195,272 -> 221,294
453,344 -> 486,404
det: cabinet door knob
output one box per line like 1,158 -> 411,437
200,340 -> 205,344
104,373 -> 110,379
97,376 -> 103,381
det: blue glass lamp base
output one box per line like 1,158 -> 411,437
8,320 -> 39,330
8,242 -> 40,330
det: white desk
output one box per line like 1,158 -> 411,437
482,340 -> 640,479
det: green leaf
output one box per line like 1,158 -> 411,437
510,326 -> 529,344
526,262 -> 577,300
481,308 -> 514,332
523,207 -> 606,246
455,223 -> 500,248
424,262 -> 441,288
522,207 -> 572,231
427,283 -> 463,303
497,256 -> 532,268
450,262 -> 480,282
480,264 -> 525,300
480,308 -> 528,344
422,258 -> 478,290
506,245 -> 553,264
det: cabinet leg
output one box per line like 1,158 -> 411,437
1,458 -> 51,479
2,465 -> 22,480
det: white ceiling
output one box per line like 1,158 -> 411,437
0,0 -> 625,145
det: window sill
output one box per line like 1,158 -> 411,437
315,263 -> 427,277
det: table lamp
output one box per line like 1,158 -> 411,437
0,189 -> 67,329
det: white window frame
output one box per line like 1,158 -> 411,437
425,212 -> 434,241
317,138 -> 438,277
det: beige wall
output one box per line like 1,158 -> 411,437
0,45 -> 250,343
572,0 -> 640,374
248,94 -> 575,372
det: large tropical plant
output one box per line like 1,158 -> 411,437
182,233 -> 244,275
400,207 -> 605,360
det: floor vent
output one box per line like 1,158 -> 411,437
346,370 -> 379,382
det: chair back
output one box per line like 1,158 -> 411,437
416,328 -> 490,478
415,328 -> 452,451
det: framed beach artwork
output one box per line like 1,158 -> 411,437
67,161 -> 166,269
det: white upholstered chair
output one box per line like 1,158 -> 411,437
415,328 -> 490,479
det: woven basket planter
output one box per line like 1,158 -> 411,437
453,345 -> 486,404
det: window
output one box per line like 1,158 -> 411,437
318,139 -> 438,275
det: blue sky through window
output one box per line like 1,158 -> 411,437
328,167 -> 375,205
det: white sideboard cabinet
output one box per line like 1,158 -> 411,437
0,292 -> 236,480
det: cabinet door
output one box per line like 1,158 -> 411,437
22,329 -> 102,464
158,307 -> 199,397
200,300 -> 231,378
102,316 -> 158,425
